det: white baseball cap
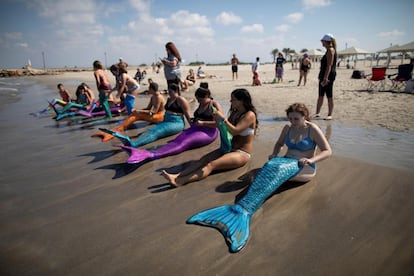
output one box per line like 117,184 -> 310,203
321,33 -> 334,41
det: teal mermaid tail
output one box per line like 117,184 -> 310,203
187,204 -> 251,252
187,157 -> 301,252
101,113 -> 185,148
99,128 -> 133,146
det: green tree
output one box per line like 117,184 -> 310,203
270,48 -> 279,62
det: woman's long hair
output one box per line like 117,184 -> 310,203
165,42 -> 182,62
231,88 -> 258,129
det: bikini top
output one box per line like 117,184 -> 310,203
285,127 -> 316,151
194,102 -> 214,121
165,98 -> 183,114
239,127 -> 254,136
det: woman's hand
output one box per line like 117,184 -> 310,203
213,110 -> 225,121
299,158 -> 313,167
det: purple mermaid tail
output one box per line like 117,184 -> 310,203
120,146 -> 155,164
120,125 -> 218,164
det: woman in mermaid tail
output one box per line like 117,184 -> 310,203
92,82 -> 165,142
120,85 -> 223,164
99,83 -> 191,148
187,103 -> 332,252
162,88 -> 258,187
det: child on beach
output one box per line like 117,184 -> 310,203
92,82 -> 166,142
93,60 -> 113,119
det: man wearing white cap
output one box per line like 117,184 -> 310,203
314,33 -> 337,120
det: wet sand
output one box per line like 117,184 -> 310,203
0,64 -> 414,275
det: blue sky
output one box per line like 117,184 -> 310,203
0,0 -> 411,69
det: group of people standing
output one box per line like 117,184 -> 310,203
232,32 -> 337,120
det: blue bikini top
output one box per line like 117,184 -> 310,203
285,127 -> 316,151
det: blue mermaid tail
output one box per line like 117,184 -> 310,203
187,157 -> 303,253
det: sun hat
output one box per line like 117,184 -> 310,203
321,33 -> 334,41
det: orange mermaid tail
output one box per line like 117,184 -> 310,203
91,111 -> 164,142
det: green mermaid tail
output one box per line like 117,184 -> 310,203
187,157 -> 303,252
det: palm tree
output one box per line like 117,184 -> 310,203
300,48 -> 308,54
270,48 -> 279,63
282,48 -> 290,60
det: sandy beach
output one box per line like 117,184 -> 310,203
1,62 -> 414,275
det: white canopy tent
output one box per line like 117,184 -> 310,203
337,46 -> 373,67
377,42 -> 414,67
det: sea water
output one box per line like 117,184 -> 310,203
1,77 -> 413,172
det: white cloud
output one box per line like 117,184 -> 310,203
302,0 -> 331,9
377,29 -> 405,38
216,11 -> 242,25
16,43 -> 29,48
129,0 -> 151,13
5,32 -> 23,40
284,13 -> 303,24
275,24 -> 290,32
241,24 -> 264,34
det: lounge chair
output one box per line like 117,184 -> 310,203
388,63 -> 413,92
366,67 -> 387,91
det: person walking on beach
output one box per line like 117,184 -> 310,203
160,42 -> 182,90
231,53 -> 240,80
314,33 -> 337,120
275,53 -> 286,83
187,102 -> 332,252
93,60 -> 113,119
252,57 -> 262,86
297,53 -> 312,86
162,88 -> 258,187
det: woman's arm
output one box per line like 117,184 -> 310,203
117,73 -> 127,97
178,96 -> 192,125
308,124 -> 332,164
223,111 -> 255,136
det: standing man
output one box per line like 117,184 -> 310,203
231,53 -> 240,80
252,57 -> 262,86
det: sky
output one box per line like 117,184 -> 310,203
0,0 -> 412,69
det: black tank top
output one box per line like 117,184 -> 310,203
165,98 -> 183,113
318,48 -> 337,81
194,102 -> 214,120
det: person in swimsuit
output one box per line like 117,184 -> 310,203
314,33 -> 337,120
181,69 -> 196,91
92,82 -> 166,142
186,103 -> 331,252
100,83 -> 192,148
162,88 -> 258,187
119,85 -> 223,164
231,53 -> 239,80
297,53 -> 312,86
116,64 -> 140,115
93,60 -> 113,119
160,41 -> 182,90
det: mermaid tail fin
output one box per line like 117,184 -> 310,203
119,145 -> 154,164
98,128 -> 133,146
187,204 -> 251,253
92,125 -> 123,142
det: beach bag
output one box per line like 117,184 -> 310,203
351,70 -> 365,79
